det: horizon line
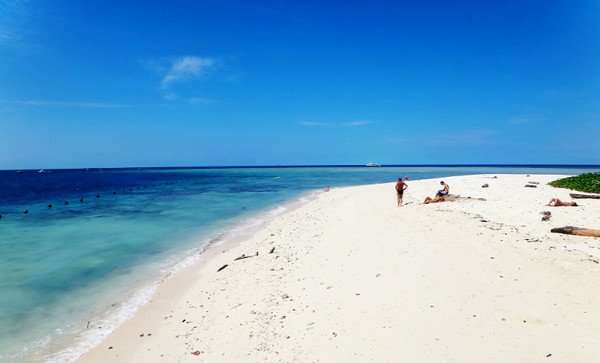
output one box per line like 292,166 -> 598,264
3,164 -> 600,172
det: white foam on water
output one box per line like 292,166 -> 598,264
29,189 -> 319,363
2,167 -> 595,362
46,280 -> 161,363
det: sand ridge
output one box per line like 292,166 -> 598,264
78,174 -> 600,363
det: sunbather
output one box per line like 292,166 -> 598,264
424,196 -> 444,204
546,198 -> 578,207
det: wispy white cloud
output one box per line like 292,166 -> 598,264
299,121 -> 328,126
506,114 -> 546,125
161,56 -> 217,88
163,93 -> 178,101
299,120 -> 374,127
386,136 -> 413,144
0,0 -> 38,49
543,88 -> 588,100
425,129 -> 499,146
344,120 -> 373,127
187,97 -> 217,105
389,129 -> 499,147
0,29 -> 12,43
143,56 -> 219,101
7,100 -> 127,108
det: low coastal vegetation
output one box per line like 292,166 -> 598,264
549,172 -> 600,193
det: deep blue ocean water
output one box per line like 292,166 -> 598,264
0,165 -> 598,362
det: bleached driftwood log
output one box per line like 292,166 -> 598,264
570,193 -> 600,199
551,226 -> 600,237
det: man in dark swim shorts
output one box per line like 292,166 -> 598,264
436,181 -> 449,198
395,177 -> 408,206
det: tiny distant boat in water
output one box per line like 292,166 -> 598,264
366,162 -> 381,167
15,170 -> 23,174
38,169 -> 45,173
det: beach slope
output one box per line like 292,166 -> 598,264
78,174 -> 600,362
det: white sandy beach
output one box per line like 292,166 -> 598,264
77,174 -> 600,363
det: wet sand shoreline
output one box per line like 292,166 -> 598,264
78,174 -> 600,363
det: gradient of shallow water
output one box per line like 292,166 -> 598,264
0,166 -> 597,362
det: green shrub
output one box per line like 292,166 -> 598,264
549,172 -> 600,193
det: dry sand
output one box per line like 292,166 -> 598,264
78,174 -> 600,363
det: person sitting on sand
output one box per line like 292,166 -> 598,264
423,196 -> 444,204
436,181 -> 449,198
546,198 -> 578,207
395,177 -> 408,206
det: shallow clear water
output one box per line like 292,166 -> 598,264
0,165 -> 597,362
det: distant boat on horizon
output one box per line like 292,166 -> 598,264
366,162 -> 381,167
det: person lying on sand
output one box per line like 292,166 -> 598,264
546,198 -> 578,207
424,196 -> 444,204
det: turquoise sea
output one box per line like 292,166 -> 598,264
0,165 -> 598,362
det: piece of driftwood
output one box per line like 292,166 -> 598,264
445,194 -> 487,202
234,252 -> 259,261
551,226 -> 600,237
524,184 -> 537,188
269,247 -> 275,254
570,193 -> 600,199
217,264 -> 228,272
457,196 -> 486,201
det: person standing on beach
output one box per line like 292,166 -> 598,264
395,178 -> 408,206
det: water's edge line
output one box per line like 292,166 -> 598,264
31,171 -> 581,362
49,188 -> 324,363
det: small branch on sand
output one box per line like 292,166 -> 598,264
269,247 -> 275,254
551,226 -> 600,237
453,196 -> 486,201
541,211 -> 552,221
234,252 -> 259,261
525,184 -> 537,188
217,264 -> 228,272
570,193 -> 600,199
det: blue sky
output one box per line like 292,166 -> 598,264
1,0 -> 598,169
